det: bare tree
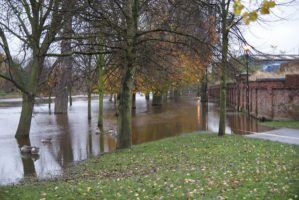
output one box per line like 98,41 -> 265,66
54,2 -> 75,114
0,0 -> 72,138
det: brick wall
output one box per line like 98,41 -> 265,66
208,74 -> 299,120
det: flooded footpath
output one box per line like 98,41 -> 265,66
0,94 -> 272,185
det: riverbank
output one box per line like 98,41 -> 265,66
0,91 -> 21,99
1,133 -> 298,199
260,120 -> 299,129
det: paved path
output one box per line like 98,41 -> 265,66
246,128 -> 299,145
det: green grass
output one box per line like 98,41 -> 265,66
0,90 -> 21,99
1,133 -> 298,200
260,120 -> 299,129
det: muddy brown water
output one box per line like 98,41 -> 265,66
0,94 -> 272,185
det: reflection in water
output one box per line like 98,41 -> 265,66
0,95 -> 272,185
16,137 -> 37,178
196,100 -> 201,129
195,100 -> 209,131
199,102 -> 208,131
56,114 -> 73,166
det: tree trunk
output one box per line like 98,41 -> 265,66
162,91 -> 168,103
169,88 -> 174,99
218,0 -> 229,136
218,50 -> 227,136
145,92 -> 150,101
69,86 -> 72,107
87,87 -> 92,121
200,102 -> 208,130
117,0 -> 138,149
54,13 -> 72,114
174,88 -> 181,101
87,56 -> 92,121
132,92 -> 136,109
48,91 -> 52,114
15,94 -> 35,138
54,89 -> 68,114
98,91 -> 103,129
97,54 -> 104,130
201,79 -> 207,102
99,133 -> 105,153
114,94 -> 119,116
15,47 -> 42,138
152,92 -> 162,106
117,68 -> 135,149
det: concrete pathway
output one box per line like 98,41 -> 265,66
246,128 -> 299,145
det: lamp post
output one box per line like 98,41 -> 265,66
243,45 -> 250,114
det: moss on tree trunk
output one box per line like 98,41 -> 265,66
218,0 -> 229,136
15,52 -> 41,138
117,68 -> 135,149
117,0 -> 138,149
97,54 -> 104,130
87,88 -> 92,121
15,94 -> 35,138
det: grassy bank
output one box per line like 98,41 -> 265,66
0,91 -> 21,99
260,120 -> 299,129
1,133 -> 298,200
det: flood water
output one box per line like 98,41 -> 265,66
0,94 -> 272,185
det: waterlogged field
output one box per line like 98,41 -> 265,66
0,97 -> 272,185
1,133 -> 298,199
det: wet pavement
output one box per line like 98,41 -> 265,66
0,94 -> 273,185
247,128 -> 299,145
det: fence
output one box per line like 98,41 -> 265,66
208,74 -> 299,120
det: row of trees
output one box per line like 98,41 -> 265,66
0,0 -> 277,148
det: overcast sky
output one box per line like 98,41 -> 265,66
4,1 -> 299,58
243,0 -> 299,54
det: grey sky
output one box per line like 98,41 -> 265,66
4,1 -> 299,58
243,0 -> 299,54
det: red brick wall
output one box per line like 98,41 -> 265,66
285,74 -> 299,88
208,74 -> 299,120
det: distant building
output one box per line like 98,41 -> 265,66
250,54 -> 299,72
279,60 -> 299,73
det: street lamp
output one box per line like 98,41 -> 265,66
243,44 -> 251,114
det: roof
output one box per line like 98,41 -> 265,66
251,54 -> 299,62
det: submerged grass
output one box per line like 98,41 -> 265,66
1,133 -> 298,200
260,120 -> 299,129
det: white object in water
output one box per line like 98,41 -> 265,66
20,145 -> 40,154
41,137 -> 52,143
